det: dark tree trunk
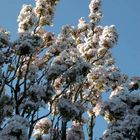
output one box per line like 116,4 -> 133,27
61,119 -> 67,140
88,114 -> 95,140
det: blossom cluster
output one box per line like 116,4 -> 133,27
0,27 -> 10,47
57,96 -> 81,120
18,0 -> 59,33
35,0 -> 59,26
14,33 -> 43,55
66,121 -> 84,140
0,27 -> 11,64
77,25 -> 118,65
17,4 -> 36,33
95,86 -> 140,140
89,0 -> 102,24
0,116 -> 29,140
0,95 -> 13,124
33,117 -> 52,139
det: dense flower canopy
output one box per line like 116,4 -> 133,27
0,0 -> 140,140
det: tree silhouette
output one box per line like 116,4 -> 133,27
0,0 -> 140,140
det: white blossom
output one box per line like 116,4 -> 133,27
58,97 -> 80,120
0,27 -> 10,47
17,5 -> 36,33
34,0 -> 59,26
0,116 -> 29,140
14,33 -> 43,55
67,121 -> 84,140
89,0 -> 102,24
99,25 -> 118,48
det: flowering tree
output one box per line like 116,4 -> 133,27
0,0 -> 140,140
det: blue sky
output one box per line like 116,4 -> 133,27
0,0 -> 140,139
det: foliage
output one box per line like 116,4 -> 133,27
0,0 -> 140,140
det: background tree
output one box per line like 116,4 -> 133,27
0,0 -> 140,140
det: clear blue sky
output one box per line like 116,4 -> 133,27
0,0 -> 140,139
